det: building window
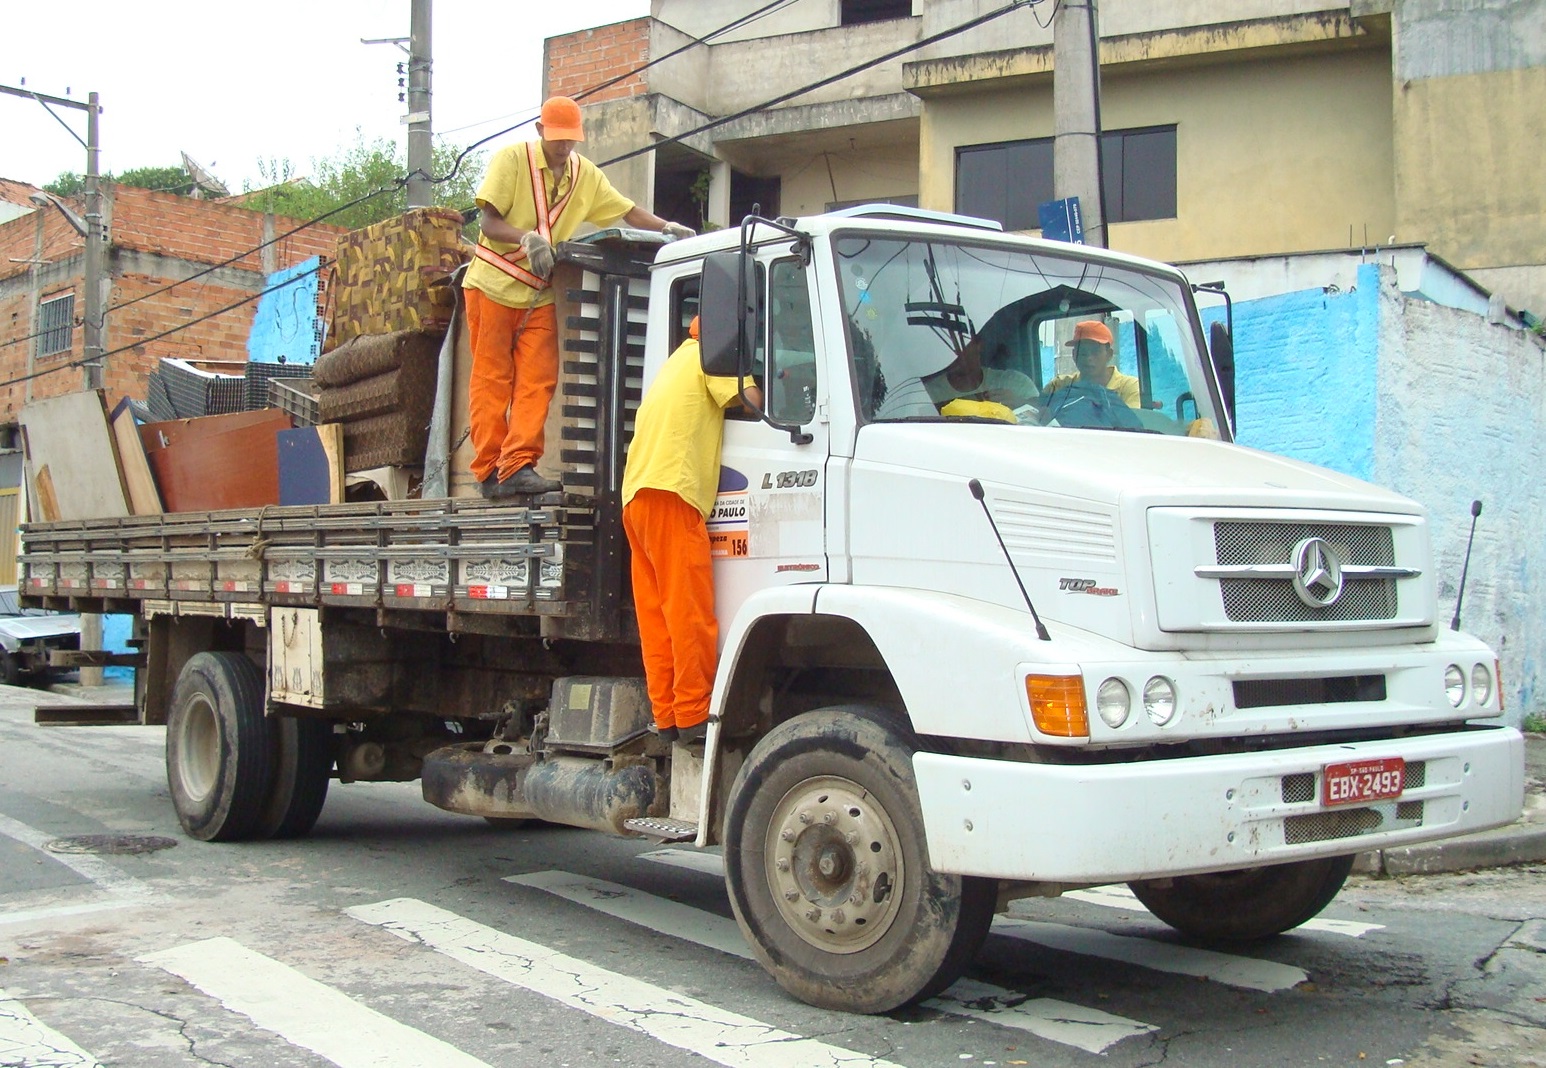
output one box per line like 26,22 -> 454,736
36,292 -> 75,359
841,0 -> 912,26
955,125 -> 1178,230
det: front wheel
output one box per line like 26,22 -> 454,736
1127,855 -> 1355,942
166,652 -> 275,842
723,706 -> 996,1014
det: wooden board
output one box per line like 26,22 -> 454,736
109,398 -> 163,515
18,391 -> 131,522
139,409 -> 292,512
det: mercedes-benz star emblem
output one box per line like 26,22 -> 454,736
1291,536 -> 1344,607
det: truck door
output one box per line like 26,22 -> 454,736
713,254 -> 830,630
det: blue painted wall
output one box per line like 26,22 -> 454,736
247,255 -> 323,366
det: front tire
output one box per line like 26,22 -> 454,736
723,706 -> 996,1013
166,652 -> 275,842
1127,855 -> 1355,942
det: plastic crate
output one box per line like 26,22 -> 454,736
269,378 -> 320,427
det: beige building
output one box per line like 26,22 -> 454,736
550,0 -> 1546,315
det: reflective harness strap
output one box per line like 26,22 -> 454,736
471,142 -> 579,292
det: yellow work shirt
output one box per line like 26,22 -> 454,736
622,339 -> 745,519
463,142 -> 634,309
1045,368 -> 1142,408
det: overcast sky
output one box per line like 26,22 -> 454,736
0,1 -> 651,192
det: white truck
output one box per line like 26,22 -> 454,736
19,206 -> 1524,1014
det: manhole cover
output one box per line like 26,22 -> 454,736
45,835 -> 178,855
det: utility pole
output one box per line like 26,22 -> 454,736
405,0 -> 434,209
1053,0 -> 1107,248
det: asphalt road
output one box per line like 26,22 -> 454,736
2,687 -> 1544,1068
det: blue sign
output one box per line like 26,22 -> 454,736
1037,197 -> 1085,244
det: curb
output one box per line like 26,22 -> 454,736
1354,822 -> 1546,876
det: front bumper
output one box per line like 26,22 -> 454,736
914,726 -> 1523,883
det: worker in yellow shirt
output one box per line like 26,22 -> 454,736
622,319 -> 762,742
464,96 -> 694,498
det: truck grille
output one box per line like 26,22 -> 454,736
1215,522 -> 1398,622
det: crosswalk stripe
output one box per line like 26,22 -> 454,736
139,936 -> 493,1068
0,988 -> 102,1068
640,849 -> 1381,940
638,848 -> 1308,991
992,919 -> 1309,992
1062,885 -> 1384,937
348,897 -> 909,1068
0,901 -> 142,928
507,869 -> 1157,1053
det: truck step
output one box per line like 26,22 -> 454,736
623,816 -> 699,842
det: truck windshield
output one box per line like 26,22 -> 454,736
832,233 -> 1224,437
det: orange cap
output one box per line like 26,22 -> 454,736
1066,320 -> 1113,346
538,96 -> 585,141
689,315 -> 700,339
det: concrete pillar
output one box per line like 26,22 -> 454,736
708,159 -> 731,230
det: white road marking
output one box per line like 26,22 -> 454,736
928,981 -> 1156,1054
637,846 -> 726,877
139,936 -> 492,1068
0,813 -> 154,902
1062,884 -> 1383,937
509,870 -> 1157,1053
0,988 -> 102,1067
993,918 -> 1309,992
348,897 -> 908,1068
0,901 -> 141,928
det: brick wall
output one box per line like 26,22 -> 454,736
0,185 -> 343,421
545,18 -> 650,104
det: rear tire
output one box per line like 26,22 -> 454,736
1127,855 -> 1355,942
254,715 -> 333,839
166,652 -> 275,842
723,705 -> 997,1013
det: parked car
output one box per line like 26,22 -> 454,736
0,584 -> 81,686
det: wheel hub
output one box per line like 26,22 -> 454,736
765,775 -> 903,954
175,695 -> 219,802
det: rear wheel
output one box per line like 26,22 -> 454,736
254,715 -> 333,839
1127,855 -> 1355,942
166,652 -> 275,842
723,705 -> 997,1013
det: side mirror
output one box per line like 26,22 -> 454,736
699,251 -> 759,378
1209,320 -> 1236,431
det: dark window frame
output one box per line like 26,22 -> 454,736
954,125 -> 1178,230
840,0 -> 913,26
36,291 -> 75,359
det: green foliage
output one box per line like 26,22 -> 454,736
45,165 -> 200,197
1524,712 -> 1546,734
236,132 -> 485,232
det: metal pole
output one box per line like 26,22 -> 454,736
1053,0 -> 1106,247
405,0 -> 434,209
82,91 -> 104,391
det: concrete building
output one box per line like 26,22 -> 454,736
555,0 -> 1546,317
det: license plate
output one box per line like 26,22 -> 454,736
1321,757 -> 1405,806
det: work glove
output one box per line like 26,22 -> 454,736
519,230 -> 555,279
661,221 -> 696,240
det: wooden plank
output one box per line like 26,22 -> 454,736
139,409 -> 292,512
19,391 -> 131,521
109,398 -> 163,515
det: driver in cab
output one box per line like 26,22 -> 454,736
1038,320 -> 1143,428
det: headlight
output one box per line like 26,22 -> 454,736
1143,676 -> 1177,726
1444,664 -> 1466,707
1470,663 -> 1492,707
1096,678 -> 1131,728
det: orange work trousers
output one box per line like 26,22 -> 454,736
464,289 -> 558,482
623,489 -> 718,731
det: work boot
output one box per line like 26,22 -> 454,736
648,723 -> 679,742
675,720 -> 709,744
496,466 -> 562,495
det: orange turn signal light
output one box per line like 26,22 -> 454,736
1026,675 -> 1089,738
